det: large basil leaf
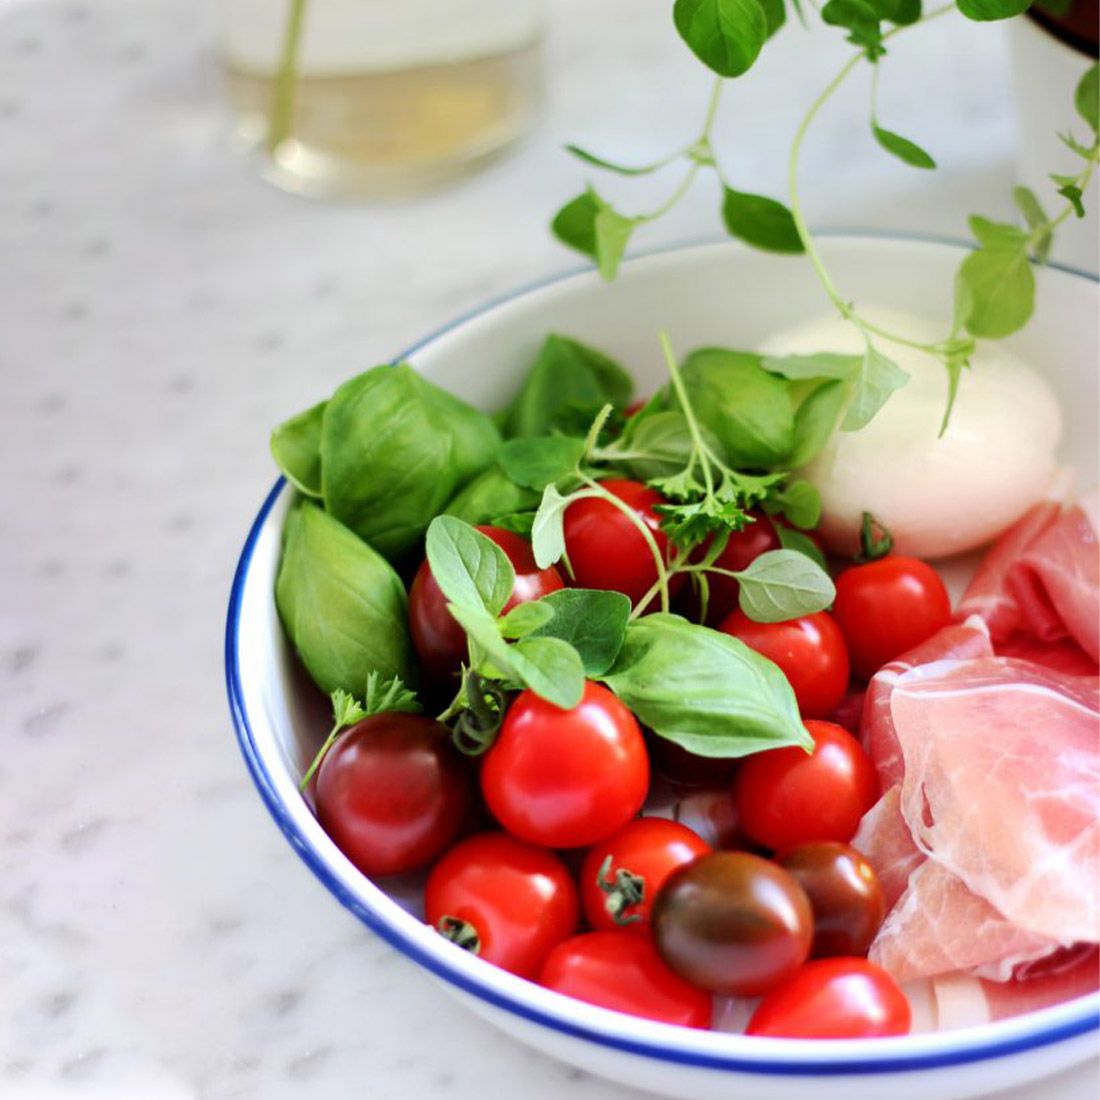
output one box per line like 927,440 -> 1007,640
443,467 -> 540,526
505,334 -> 633,439
321,364 -> 500,561
275,502 -> 416,696
601,614 -> 811,757
270,401 -> 325,497
679,348 -> 794,467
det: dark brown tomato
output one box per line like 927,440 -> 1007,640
651,851 -> 813,996
778,842 -> 886,958
409,525 -> 565,682
315,713 -> 472,878
646,731 -> 738,788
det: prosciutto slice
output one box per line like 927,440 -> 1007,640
959,494 -> 1100,663
861,654 -> 1100,984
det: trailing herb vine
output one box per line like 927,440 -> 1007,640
552,0 -> 1100,432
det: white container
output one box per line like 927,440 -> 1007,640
226,237 -> 1099,1100
1007,17 -> 1099,274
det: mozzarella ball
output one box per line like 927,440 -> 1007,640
758,310 -> 1063,560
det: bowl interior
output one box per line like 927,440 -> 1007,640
227,236 -> 1100,1069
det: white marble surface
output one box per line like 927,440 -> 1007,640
1,1 -> 1096,1098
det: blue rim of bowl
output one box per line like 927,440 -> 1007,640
225,234 -> 1100,1076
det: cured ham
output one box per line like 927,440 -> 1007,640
958,494 -> 1100,665
858,652 -> 1100,985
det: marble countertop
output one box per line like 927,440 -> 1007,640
2,1 -> 1096,1097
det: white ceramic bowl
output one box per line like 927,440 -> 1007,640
226,236 -> 1099,1100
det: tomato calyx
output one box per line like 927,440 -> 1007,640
596,855 -> 646,926
855,511 -> 893,563
436,915 -> 481,955
444,670 -> 509,757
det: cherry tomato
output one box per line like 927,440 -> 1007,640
562,479 -> 681,609
647,732 -> 738,788
833,556 -> 951,680
733,720 -> 877,851
652,851 -> 812,996
746,958 -> 911,1038
718,609 -> 850,719
540,931 -> 712,1029
315,714 -> 472,877
778,842 -> 885,958
694,510 -> 781,624
481,682 -> 649,848
580,818 -> 711,932
409,525 -> 565,681
425,832 -> 579,979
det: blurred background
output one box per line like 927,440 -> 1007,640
1,1 -> 1096,1098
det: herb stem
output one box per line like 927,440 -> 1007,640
702,76 -> 724,137
299,717 -> 338,792
659,330 -> 714,498
1043,148 -> 1098,235
268,0 -> 309,153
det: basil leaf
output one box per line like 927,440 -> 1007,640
506,334 -> 634,439
870,0 -> 921,24
841,344 -> 909,430
275,502 -> 416,696
492,511 -> 537,536
736,548 -> 835,622
499,436 -> 586,490
425,516 -> 515,617
595,206 -> 637,281
601,614 -> 811,757
956,0 -> 1033,20
790,379 -> 846,466
968,215 -> 1028,248
673,0 -> 769,78
271,401 -> 325,497
531,483 -> 572,569
721,188 -> 804,253
449,602 -> 585,709
528,588 -> 631,676
615,411 -> 697,480
680,348 -> 794,467
1013,186 -> 1052,262
955,242 -> 1035,338
498,601 -> 555,639
551,191 -> 599,260
872,124 -> 936,169
321,364 -> 500,561
1076,62 -> 1099,133
444,467 -> 540,526
770,480 -> 822,529
776,524 -> 829,571
821,0 -> 884,51
757,0 -> 787,35
761,352 -> 861,381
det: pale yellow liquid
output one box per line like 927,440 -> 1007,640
224,44 -> 540,199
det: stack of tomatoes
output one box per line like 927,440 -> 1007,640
309,491 -> 953,1040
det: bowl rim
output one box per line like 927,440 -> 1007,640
225,233 -> 1100,1077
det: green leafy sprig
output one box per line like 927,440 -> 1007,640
553,0 -> 1099,433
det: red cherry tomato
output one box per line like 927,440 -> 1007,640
746,958 -> 911,1038
694,511 -> 781,624
833,556 -> 951,680
562,479 -> 681,609
425,832 -> 579,979
718,609 -> 850,719
409,525 -> 565,681
540,931 -> 712,1029
733,720 -> 877,851
481,682 -> 649,848
580,818 -> 711,932
315,714 -> 472,877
